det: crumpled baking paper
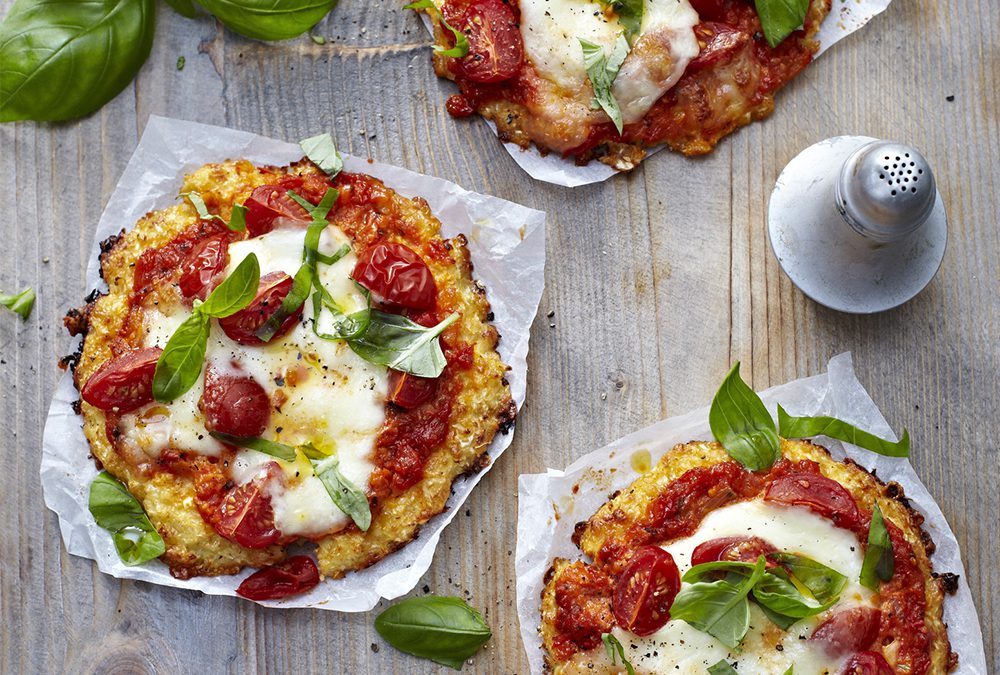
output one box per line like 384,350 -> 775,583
421,0 -> 893,187
40,115 -> 546,612
516,353 -> 986,673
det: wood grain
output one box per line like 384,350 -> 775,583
1,0 -> 996,672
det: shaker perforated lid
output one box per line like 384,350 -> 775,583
768,136 -> 947,314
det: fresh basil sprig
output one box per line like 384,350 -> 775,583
0,286 -> 35,320
194,0 -> 339,41
0,0 -> 155,123
179,192 -> 247,232
88,471 -> 165,566
754,0 -> 810,48
670,556 -> 767,648
404,0 -> 471,58
300,133 -> 344,178
349,310 -> 459,378
315,457 -> 372,531
709,362 -> 781,471
153,253 -> 260,402
601,634 -> 636,675
579,35 -> 631,134
375,596 -> 492,670
860,503 -> 895,590
778,405 -> 910,457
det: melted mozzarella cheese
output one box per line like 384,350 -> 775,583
119,223 -> 388,537
609,500 -> 876,674
519,0 -> 699,124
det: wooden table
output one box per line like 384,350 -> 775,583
1,0 -> 996,672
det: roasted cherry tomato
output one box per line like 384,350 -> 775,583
765,472 -> 863,531
458,0 -> 524,84
214,479 -> 281,549
690,535 -> 776,566
387,370 -> 438,409
839,651 -> 895,675
687,0 -> 730,21
244,183 -> 311,236
688,23 -> 750,72
236,555 -> 320,601
202,364 -> 270,437
178,235 -> 229,299
219,271 -> 301,346
612,546 -> 681,636
80,347 -> 163,413
811,607 -> 882,657
352,242 -> 437,310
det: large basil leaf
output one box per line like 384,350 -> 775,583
754,0 -> 809,48
348,310 -> 458,378
860,503 -> 894,590
195,0 -> 339,41
88,471 -> 165,566
0,0 -> 155,122
777,404 -> 910,458
579,35 -> 630,134
164,0 -> 198,19
709,362 -> 781,471
300,133 -> 344,178
0,286 -> 34,320
601,634 -> 635,675
197,253 -> 260,318
767,552 -> 847,604
315,457 -> 371,531
375,596 -> 492,670
152,310 -> 210,402
670,556 -> 766,648
751,568 -> 837,623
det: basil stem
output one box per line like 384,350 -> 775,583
300,133 -> 344,178
209,432 -> 297,462
374,596 -> 492,670
348,311 -> 459,378
601,634 -> 636,675
709,362 -> 781,471
579,35 -> 631,134
860,503 -> 895,590
777,404 -> 910,458
0,286 -> 35,320
314,457 -> 371,531
670,556 -> 767,648
88,471 -> 165,566
753,0 -> 810,48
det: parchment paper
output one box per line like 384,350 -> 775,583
40,115 -> 546,612
516,353 -> 986,673
422,0 -> 893,187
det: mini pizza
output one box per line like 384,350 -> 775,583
540,439 -> 958,674
64,139 -> 514,593
413,0 -> 832,170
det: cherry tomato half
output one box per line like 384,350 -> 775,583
352,242 -> 437,310
202,364 -> 271,437
839,651 -> 895,675
214,479 -> 281,549
219,271 -> 301,346
178,235 -> 229,299
690,536 -> 776,567
687,0 -> 731,22
688,23 -> 750,72
457,0 -> 524,84
80,347 -> 163,413
811,607 -> 882,658
236,555 -> 320,601
765,473 -> 864,532
612,546 -> 681,636
244,183 -> 311,236
387,370 -> 438,409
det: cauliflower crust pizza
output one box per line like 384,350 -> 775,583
65,148 -> 514,595
540,439 -> 958,674
415,0 -> 832,171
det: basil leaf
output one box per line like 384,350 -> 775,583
311,290 -> 371,341
152,310 -> 210,402
89,471 -> 165,566
164,0 -> 199,18
375,596 -> 492,670
228,203 -> 248,232
209,432 -> 297,462
671,556 -> 766,648
682,560 -> 756,584
777,404 -> 910,458
300,133 -> 344,178
195,0 -> 338,41
708,661 -> 739,675
180,192 -> 246,232
860,503 -> 894,590
579,35 -> 631,134
754,0 -> 809,48
315,457 -> 371,531
752,568 -> 837,624
767,552 -> 847,604
709,362 -> 781,471
348,311 -> 458,378
601,634 -> 636,675
197,253 -> 260,318
0,0 -> 155,122
606,0 -> 643,45
405,0 -> 470,58
0,286 -> 35,320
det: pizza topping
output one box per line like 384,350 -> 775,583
810,607 -> 882,657
236,555 -> 320,601
201,364 -> 271,437
579,35 -> 631,134
177,234 -> 230,299
218,271 -> 302,345
840,651 -> 895,675
212,472 -> 282,549
352,242 -> 438,310
687,22 -> 750,72
244,183 -> 312,236
88,471 -> 166,566
0,286 -> 35,320
81,347 -> 163,413
859,503 -> 894,590
753,0 -> 810,48
709,362 -> 782,471
764,472 -> 864,532
553,562 -> 615,660
387,370 -> 438,409
612,546 -> 681,636
299,133 -> 344,178
454,0 -> 523,84
691,535 -> 777,566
